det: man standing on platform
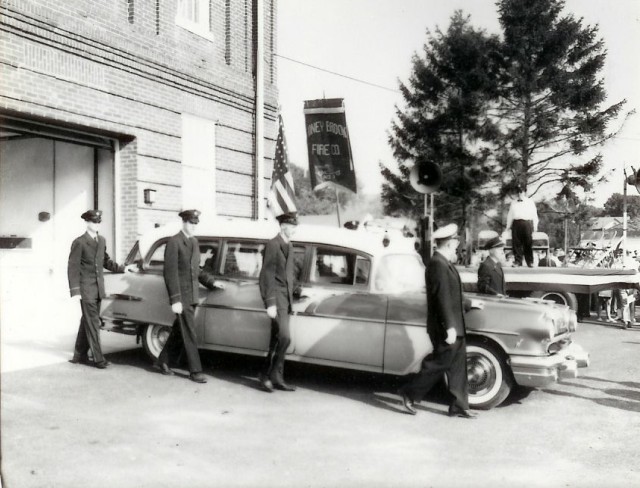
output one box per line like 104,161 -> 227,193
506,185 -> 539,267
477,236 -> 506,296
398,223 -> 479,418
68,209 -> 124,368
155,209 -> 207,384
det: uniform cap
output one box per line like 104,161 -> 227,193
483,236 -> 505,250
432,223 -> 458,242
81,209 -> 102,223
276,212 -> 298,225
178,209 -> 201,224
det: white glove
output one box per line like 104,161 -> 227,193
213,280 -> 226,290
445,328 -> 457,345
71,294 -> 81,301
171,302 -> 183,314
266,306 -> 277,319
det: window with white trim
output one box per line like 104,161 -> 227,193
176,0 -> 213,40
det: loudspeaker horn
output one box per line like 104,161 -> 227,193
410,161 -> 442,194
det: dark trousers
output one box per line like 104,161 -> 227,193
262,308 -> 291,383
158,305 -> 202,373
512,219 -> 534,267
73,299 -> 105,364
400,338 -> 469,410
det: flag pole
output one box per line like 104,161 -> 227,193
335,185 -> 342,228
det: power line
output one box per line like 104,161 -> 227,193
274,53 -> 400,94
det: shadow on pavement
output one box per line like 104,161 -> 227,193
542,388 -> 640,413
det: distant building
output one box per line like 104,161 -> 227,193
580,216 -> 640,251
0,1 -> 278,309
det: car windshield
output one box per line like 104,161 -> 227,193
375,254 -> 425,292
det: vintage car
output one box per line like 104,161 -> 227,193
101,218 -> 589,409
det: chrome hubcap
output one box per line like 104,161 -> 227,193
467,353 -> 497,395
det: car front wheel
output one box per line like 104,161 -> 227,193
142,324 -> 172,361
466,341 -> 514,410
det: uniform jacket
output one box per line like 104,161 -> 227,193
426,251 -> 466,346
477,256 -> 506,295
259,234 -> 295,310
164,231 -> 201,306
68,232 -> 123,300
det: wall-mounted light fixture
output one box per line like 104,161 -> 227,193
143,188 -> 157,205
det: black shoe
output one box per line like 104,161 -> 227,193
95,361 -> 111,369
154,362 -> 174,376
399,390 -> 417,415
273,381 -> 296,392
69,356 -> 88,364
259,374 -> 274,392
190,372 -> 207,384
448,407 -> 477,419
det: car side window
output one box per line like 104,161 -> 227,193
293,245 -> 306,282
310,247 -> 370,286
146,242 -> 167,271
199,241 -> 220,274
223,241 -> 265,279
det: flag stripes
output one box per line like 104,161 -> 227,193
268,115 -> 297,217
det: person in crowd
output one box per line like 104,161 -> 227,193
505,251 -> 515,267
538,250 -> 557,267
506,185 -> 538,267
155,209 -> 208,383
398,223 -> 480,419
68,209 -> 124,368
457,248 -> 468,266
258,212 -> 299,392
596,289 -> 614,322
477,236 -> 506,296
551,248 -> 563,266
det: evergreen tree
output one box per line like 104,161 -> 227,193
383,11 -> 501,231
495,0 -> 626,198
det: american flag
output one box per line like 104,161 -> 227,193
268,115 -> 297,216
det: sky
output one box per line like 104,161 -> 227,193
277,0 -> 640,206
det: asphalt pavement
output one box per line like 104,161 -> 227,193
1,319 -> 639,488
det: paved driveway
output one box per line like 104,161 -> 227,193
1,321 -> 639,488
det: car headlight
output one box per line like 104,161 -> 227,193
568,310 -> 578,332
541,312 -> 556,339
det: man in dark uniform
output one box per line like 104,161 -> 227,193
477,236 -> 506,296
398,223 -> 480,418
68,209 -> 124,368
155,209 -> 207,384
258,212 -> 298,392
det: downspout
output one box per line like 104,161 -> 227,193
255,0 -> 265,219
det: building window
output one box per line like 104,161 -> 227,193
127,0 -> 134,24
181,114 -> 216,214
224,0 -> 231,64
176,0 -> 213,40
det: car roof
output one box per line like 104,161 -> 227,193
137,217 -> 419,258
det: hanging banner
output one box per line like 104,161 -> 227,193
303,98 -> 357,193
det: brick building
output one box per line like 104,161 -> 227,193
0,0 -> 278,314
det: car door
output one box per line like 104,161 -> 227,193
201,239 -> 270,353
290,245 -> 386,372
201,239 -> 306,355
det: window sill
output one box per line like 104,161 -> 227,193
175,16 -> 214,42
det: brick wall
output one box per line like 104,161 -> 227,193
0,0 -> 278,260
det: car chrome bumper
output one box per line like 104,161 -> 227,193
509,342 -> 590,388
